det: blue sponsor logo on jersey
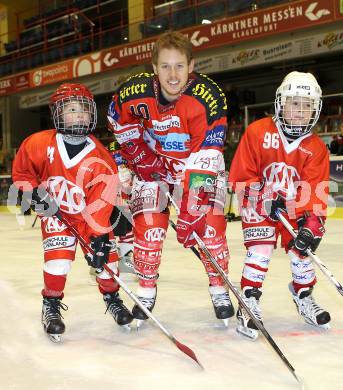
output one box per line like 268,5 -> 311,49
108,101 -> 119,122
202,126 -> 226,147
113,152 -> 127,166
161,133 -> 190,151
150,132 -> 190,152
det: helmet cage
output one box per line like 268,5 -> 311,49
51,95 -> 97,136
274,72 -> 322,137
274,95 -> 322,137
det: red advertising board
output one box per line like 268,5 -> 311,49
100,0 -> 337,71
30,61 -> 73,88
184,0 -> 336,52
101,38 -> 156,71
0,72 -> 30,95
15,73 -> 30,91
0,76 -> 14,95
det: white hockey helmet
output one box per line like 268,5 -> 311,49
274,71 -> 322,137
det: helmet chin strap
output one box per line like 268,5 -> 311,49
282,124 -> 304,140
62,132 -> 88,145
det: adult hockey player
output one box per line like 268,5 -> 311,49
107,31 -> 233,326
12,83 -> 133,342
229,71 -> 330,339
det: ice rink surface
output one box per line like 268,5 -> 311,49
0,212 -> 342,390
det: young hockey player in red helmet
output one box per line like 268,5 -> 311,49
12,83 -> 133,342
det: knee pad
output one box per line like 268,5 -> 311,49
96,262 -> 120,293
289,251 -> 316,286
242,246 -> 272,288
43,259 -> 72,275
96,262 -> 118,280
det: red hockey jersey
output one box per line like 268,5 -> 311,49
228,117 -> 329,217
12,129 -> 119,237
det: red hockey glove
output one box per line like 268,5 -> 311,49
176,187 -> 210,248
176,213 -> 206,248
243,183 -> 286,222
121,141 -> 167,182
289,212 -> 325,257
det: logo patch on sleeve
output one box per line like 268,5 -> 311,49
201,126 -> 226,147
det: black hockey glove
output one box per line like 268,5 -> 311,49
25,187 -> 59,217
288,213 -> 325,257
264,195 -> 286,222
85,234 -> 112,269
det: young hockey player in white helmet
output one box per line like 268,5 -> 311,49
12,83 -> 133,342
229,71 -> 330,340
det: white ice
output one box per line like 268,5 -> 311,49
1,212 -> 342,390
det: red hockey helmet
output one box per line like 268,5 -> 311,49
50,83 -> 97,136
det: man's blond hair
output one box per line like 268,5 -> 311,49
152,31 -> 193,65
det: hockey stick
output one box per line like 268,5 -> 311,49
166,193 -> 304,387
276,209 -> 343,297
32,214 -> 39,228
54,211 -> 203,369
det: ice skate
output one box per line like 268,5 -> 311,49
132,287 -> 157,328
236,287 -> 263,341
103,291 -> 134,330
209,286 -> 234,327
289,283 -> 331,329
41,296 -> 68,343
118,250 -> 135,274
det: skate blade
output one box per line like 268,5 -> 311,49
119,324 -> 132,331
135,319 -> 148,329
47,334 -> 62,343
236,324 -> 258,341
318,323 -> 331,330
221,318 -> 229,327
305,319 -> 331,330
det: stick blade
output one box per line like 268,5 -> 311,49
337,286 -> 343,297
175,340 -> 203,369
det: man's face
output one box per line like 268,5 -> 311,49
153,48 -> 194,102
283,96 -> 314,126
63,100 -> 91,128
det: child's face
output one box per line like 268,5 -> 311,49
63,101 -> 91,128
283,96 -> 314,126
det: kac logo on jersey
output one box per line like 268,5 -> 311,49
47,176 -> 86,214
42,217 -> 66,233
202,126 -> 225,147
204,225 -> 216,239
144,228 -> 167,242
263,162 -> 300,200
